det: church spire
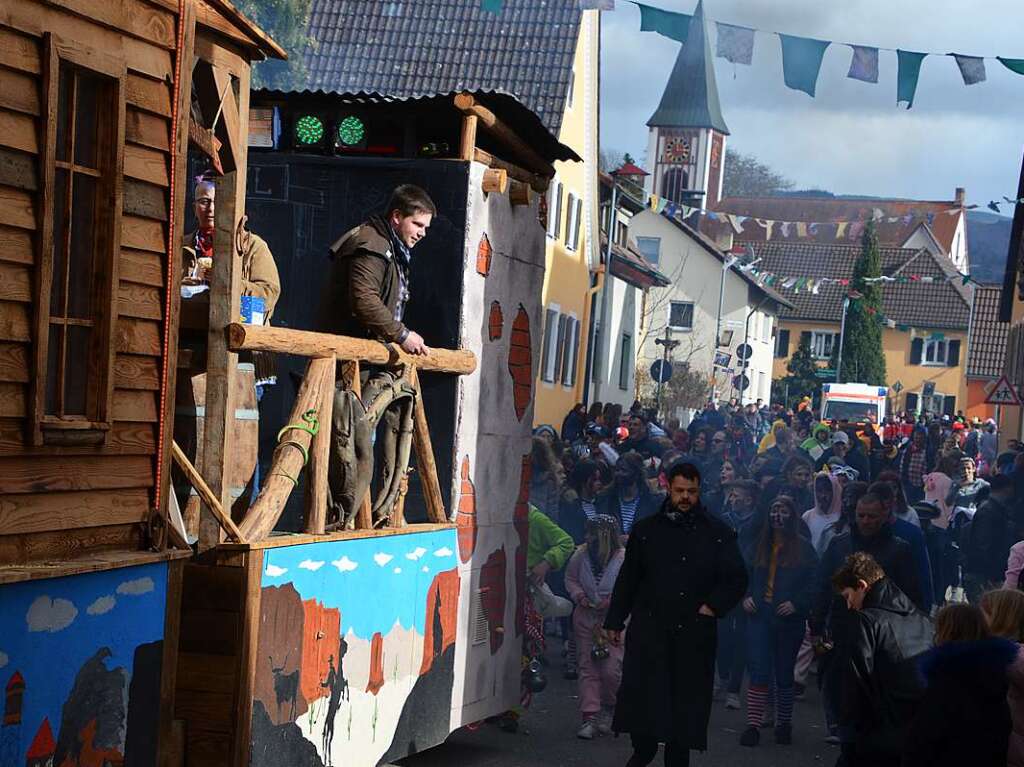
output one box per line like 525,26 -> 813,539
647,1 -> 729,134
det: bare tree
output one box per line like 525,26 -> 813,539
599,148 -> 626,174
722,150 -> 795,198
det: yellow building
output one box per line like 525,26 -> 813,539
533,10 -> 601,427
762,243 -> 971,415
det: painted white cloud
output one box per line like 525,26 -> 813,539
393,567 -> 402,574
265,564 -> 288,578
117,577 -> 154,596
87,596 -> 116,616
298,559 -> 325,572
421,566 -> 430,573
433,547 -> 453,558
332,556 -> 358,572
405,547 -> 427,561
27,595 -> 78,633
0,651 -> 8,669
373,553 -> 394,567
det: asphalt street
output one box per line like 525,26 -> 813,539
398,643 -> 835,767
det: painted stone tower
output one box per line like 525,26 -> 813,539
645,0 -> 730,208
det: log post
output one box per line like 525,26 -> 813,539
303,357 -> 334,535
454,92 -> 555,179
459,113 -> 478,162
473,148 -> 548,193
509,180 -> 533,207
482,168 -> 508,195
410,368 -> 447,524
227,323 -> 477,374
238,357 -> 333,541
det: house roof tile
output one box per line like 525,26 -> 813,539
304,0 -> 582,137
968,286 -> 1010,379
749,242 -> 970,330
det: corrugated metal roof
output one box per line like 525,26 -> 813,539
647,1 -> 729,134
304,0 -> 582,137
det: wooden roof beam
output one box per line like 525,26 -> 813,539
454,92 -> 555,180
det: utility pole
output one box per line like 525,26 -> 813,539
836,296 -> 850,383
654,328 -> 679,419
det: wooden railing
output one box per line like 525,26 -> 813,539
212,323 -> 477,542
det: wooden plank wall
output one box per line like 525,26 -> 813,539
0,0 -> 179,564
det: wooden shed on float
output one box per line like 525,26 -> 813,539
0,2 -> 282,766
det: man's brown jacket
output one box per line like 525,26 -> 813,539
317,216 -> 408,343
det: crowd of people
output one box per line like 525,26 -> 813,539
519,396 -> 1024,767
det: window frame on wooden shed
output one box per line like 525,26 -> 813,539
30,35 -> 127,446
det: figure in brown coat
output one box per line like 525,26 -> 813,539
316,185 -> 437,525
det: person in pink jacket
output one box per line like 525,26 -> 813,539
565,514 -> 626,739
980,588 -> 1024,767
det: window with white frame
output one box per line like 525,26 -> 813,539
540,306 -> 560,382
565,193 -> 582,251
560,315 -> 580,387
810,331 -> 838,360
762,314 -> 772,342
636,236 -> 661,265
547,181 -> 563,240
668,301 -> 694,331
567,70 -> 575,109
619,333 -> 632,390
923,338 -> 949,365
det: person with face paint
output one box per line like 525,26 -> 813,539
597,451 -> 664,537
831,552 -> 933,767
761,455 -> 815,515
738,496 -> 818,747
603,462 -> 747,767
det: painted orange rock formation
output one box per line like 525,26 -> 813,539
480,547 -> 507,655
456,455 -> 477,564
300,598 -> 341,704
476,233 -> 492,276
507,305 -> 532,421
419,568 -> 461,675
366,632 -> 385,695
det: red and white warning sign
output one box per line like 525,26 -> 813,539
985,375 -> 1022,406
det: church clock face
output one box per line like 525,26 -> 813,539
664,136 -> 690,164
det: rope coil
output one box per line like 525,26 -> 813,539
272,409 -> 320,485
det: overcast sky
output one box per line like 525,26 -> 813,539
600,0 -> 1024,207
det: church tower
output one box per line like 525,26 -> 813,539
645,0 -> 729,208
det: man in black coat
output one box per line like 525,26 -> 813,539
603,462 -> 748,767
964,473 -> 1019,601
832,552 -> 933,767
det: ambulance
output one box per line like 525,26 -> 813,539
820,383 -> 888,429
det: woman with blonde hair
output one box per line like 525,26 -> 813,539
981,589 -> 1024,766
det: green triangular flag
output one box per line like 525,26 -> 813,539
998,57 -> 1024,76
634,2 -> 692,44
897,50 -> 927,108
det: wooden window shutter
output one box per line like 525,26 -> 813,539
910,338 -> 923,365
947,340 -> 961,367
776,329 -> 790,358
905,392 -> 919,413
943,396 -> 956,417
799,331 -> 811,350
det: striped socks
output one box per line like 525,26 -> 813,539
746,684 -> 769,727
776,685 -> 795,726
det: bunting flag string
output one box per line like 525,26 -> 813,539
627,1 -> 1024,107
646,193 -> 1024,235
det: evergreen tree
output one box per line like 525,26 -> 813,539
835,221 -> 887,385
775,334 -> 821,407
236,0 -> 316,91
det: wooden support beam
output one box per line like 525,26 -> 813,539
509,180 -> 533,207
473,147 -> 548,194
454,92 -> 555,179
410,368 -> 447,524
199,64 -> 251,551
459,113 -> 478,162
238,357 -> 333,541
482,168 -> 508,195
171,441 -> 246,542
227,323 -> 477,375
303,360 -> 334,535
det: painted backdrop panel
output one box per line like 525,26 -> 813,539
251,529 -> 460,767
0,563 -> 168,767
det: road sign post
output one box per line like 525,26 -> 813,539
654,329 -> 680,417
